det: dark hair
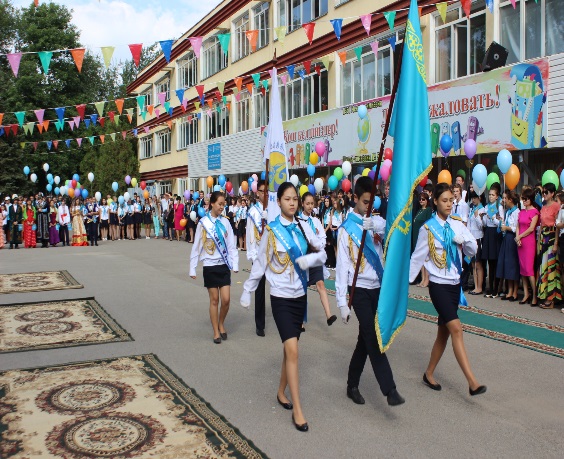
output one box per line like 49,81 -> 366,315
354,176 -> 372,198
489,182 -> 501,195
455,173 -> 465,182
505,190 -> 519,206
256,179 -> 266,190
556,191 -> 564,203
419,192 -> 430,207
543,182 -> 556,194
277,181 -> 297,200
521,188 -> 535,203
176,196 -> 181,201
452,183 -> 463,192
468,190 -> 480,200
433,183 -> 453,201
424,183 -> 434,192
210,191 -> 225,204
301,191 -> 314,203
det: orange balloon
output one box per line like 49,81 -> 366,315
241,181 -> 249,193
143,190 -> 149,199
68,188 -> 75,198
179,218 -> 187,227
438,170 -> 452,185
206,176 -> 214,188
505,164 -> 520,190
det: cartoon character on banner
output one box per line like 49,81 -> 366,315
462,116 -> 484,147
295,144 -> 303,166
508,63 -> 546,149
323,139 -> 332,164
304,143 -> 311,166
288,147 -> 295,167
451,121 -> 462,155
357,112 -> 371,154
430,123 -> 440,157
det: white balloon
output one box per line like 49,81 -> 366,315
124,192 -> 130,201
190,211 -> 197,222
43,163 -> 49,172
30,173 -> 37,183
472,180 -> 486,197
54,176 -> 60,185
290,174 -> 299,187
88,172 -> 94,183
342,160 -> 352,177
314,177 -> 324,193
95,191 -> 102,202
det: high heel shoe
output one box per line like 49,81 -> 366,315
277,396 -> 293,410
540,301 -> 554,309
292,414 -> 308,432
519,296 -> 530,305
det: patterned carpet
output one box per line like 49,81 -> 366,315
0,354 -> 266,458
0,271 -> 83,294
0,298 -> 132,353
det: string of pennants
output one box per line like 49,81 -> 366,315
2,0 -> 503,79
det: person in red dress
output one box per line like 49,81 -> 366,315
515,188 -> 540,305
23,197 -> 36,248
173,196 -> 185,242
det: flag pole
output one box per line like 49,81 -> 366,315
347,37 -> 405,313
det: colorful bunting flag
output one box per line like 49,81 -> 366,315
303,60 -> 311,75
164,101 -> 171,113
234,77 -> 243,92
67,120 -> 74,131
195,85 -> 205,99
126,108 -> 134,123
7,53 -> 22,77
158,92 -> 167,106
217,81 -> 225,96
510,0 -> 516,8
383,11 -> 396,30
55,120 -> 64,132
129,44 -> 143,67
360,14 -> 372,36
52,140 -> 58,150
143,126 -> 150,134
95,101 -> 105,117
115,98 -> 124,114
24,122 -> 34,135
261,80 -> 269,91
34,109 -> 45,124
111,132 -> 116,142
38,51 -> 53,74
65,139 -> 71,148
354,47 -> 362,61
159,40 -> 174,63
84,119 -> 91,128
70,48 -> 85,72
101,46 -> 115,68
370,41 -> 379,56
486,0 -> 494,13
246,83 -> 254,95
0,114 -> 3,125
175,88 -> 185,104
77,138 -> 82,147
46,141 -> 52,151
321,55 -> 330,70
275,26 -> 286,45
436,2 -> 447,22
218,33 -> 230,55
314,64 -> 321,76
461,0 -> 471,17
147,105 -> 154,115
132,129 -> 138,137
166,120 -> 172,130
286,64 -> 295,80
194,102 -> 200,111
302,22 -> 315,45
99,116 -> 105,127
76,104 -> 86,120
73,115 -> 80,127
136,95 -> 145,111
298,69 -> 306,80
33,142 -> 38,151
122,131 -> 127,140
100,135 -> 105,144
155,108 -> 160,118
389,36 -> 397,51
15,111 -> 25,127
252,73 -> 260,87
88,136 -> 95,145
338,51 -> 347,66
330,19 -> 342,40
245,30 -> 259,52
55,107 -> 65,121
189,37 -> 203,58
90,114 -> 98,125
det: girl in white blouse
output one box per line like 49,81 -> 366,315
468,191 -> 486,295
481,183 -> 504,298
496,190 -> 521,301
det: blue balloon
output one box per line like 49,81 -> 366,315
308,184 -> 316,194
23,166 -> 30,175
118,196 -> 125,204
81,189 -> 88,199
112,181 -> 119,192
497,149 -> 512,174
561,169 -> 564,189
213,185 -> 221,192
440,135 -> 453,154
46,184 -> 52,192
261,171 -> 266,180
218,175 -> 226,186
193,191 -> 200,200
47,173 -> 54,184
328,176 -> 338,191
307,164 -> 315,177
357,104 -> 368,119
472,164 -> 488,188
73,174 -> 80,182
248,177 -> 254,184
373,196 -> 382,210
54,187 -> 60,195
198,207 -> 206,218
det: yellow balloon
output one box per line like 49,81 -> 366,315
362,168 -> 370,177
131,177 -> 138,188
310,152 -> 319,165
107,198 -> 113,204
143,190 -> 149,199
299,185 -> 308,197
438,169 -> 452,185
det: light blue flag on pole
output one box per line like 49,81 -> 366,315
377,0 -> 432,352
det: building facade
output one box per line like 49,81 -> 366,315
127,0 -> 564,195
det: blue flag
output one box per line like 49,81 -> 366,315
377,0 -> 432,352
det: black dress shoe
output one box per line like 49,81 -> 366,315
469,385 -> 487,396
386,388 -> 405,406
327,315 -> 337,326
347,386 -> 365,405
508,296 -> 518,302
300,325 -> 306,332
422,373 -> 442,391
292,414 -> 308,432
220,332 -> 227,340
213,337 -> 221,344
256,328 -> 265,337
277,395 -> 293,410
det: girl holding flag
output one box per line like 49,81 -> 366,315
241,182 -> 326,432
410,183 -> 486,396
190,191 -> 239,344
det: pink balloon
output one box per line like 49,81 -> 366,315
315,141 -> 325,155
252,173 -> 258,182
383,159 -> 392,169
380,165 -> 390,181
251,181 -> 258,193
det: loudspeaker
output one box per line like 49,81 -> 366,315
482,41 -> 509,72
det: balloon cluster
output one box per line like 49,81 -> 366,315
439,135 -> 477,159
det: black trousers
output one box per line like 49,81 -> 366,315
59,225 -> 69,246
255,274 -> 267,330
460,260 -> 471,290
347,287 -> 396,396
87,222 -> 98,244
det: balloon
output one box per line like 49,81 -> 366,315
542,170 -> 559,188
438,169 -> 452,185
251,181 -> 258,193
180,218 -> 187,227
561,169 -> 564,189
183,190 -> 190,200
30,173 -> 37,183
124,192 -> 130,201
440,146 -> 450,158
54,187 -> 60,195
496,149 -> 512,174
342,161 -> 352,176
241,181 -> 249,193
73,174 -> 80,182
382,159 -> 392,170
46,173 -> 53,184
125,175 -> 131,185
464,139 -> 477,159
420,176 -> 428,187
373,196 -> 381,210
88,172 -> 94,183
328,176 -> 338,191
23,166 -> 30,175
59,186 -> 66,196
68,188 -> 75,198
118,196 -> 125,204
198,207 -> 206,218
486,172 -> 500,189
54,176 -> 60,185
131,177 -> 138,188
308,184 -> 316,194
456,169 -> 466,180
465,160 -> 474,168
380,165 -> 390,181
46,184 -> 52,192
206,176 -> 214,188
225,181 -> 233,192
143,190 -> 149,199
261,171 -> 266,180
43,163 -> 49,172
71,179 -> 77,188
107,198 -> 113,204
505,164 -> 520,190
472,180 -> 486,196
472,164 -> 487,188
193,191 -> 200,200
248,177 -> 254,185
140,181 -> 147,190
310,152 -> 319,165
218,175 -> 226,186
81,189 -> 88,199
77,182 -> 81,189
362,168 -> 370,177
440,135 -> 453,154
290,175 -> 299,187
314,178 -> 324,193
334,167 -> 344,180
299,185 -> 308,197
65,180 -> 70,186
315,141 -> 325,156
368,170 -> 376,180
384,148 -> 393,160
307,164 -> 315,176
357,104 -> 368,119
341,178 -> 352,193
213,185 -> 221,192
112,182 -> 119,192
95,191 -> 102,201
252,173 -> 258,182
190,211 -> 197,222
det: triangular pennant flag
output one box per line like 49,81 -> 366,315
155,108 -> 160,118
181,100 -> 188,111
234,92 -> 241,102
55,120 -> 64,132
388,36 -> 397,51
128,43 -> 143,67
214,91 -> 222,102
218,33 -> 230,55
260,87 -> 266,97
108,111 -> 115,123
52,140 -> 58,150
90,114 -> 98,125
46,141 -> 52,151
70,48 -> 85,72
0,113 -> 3,125
195,84 -> 205,99
245,30 -> 259,52
217,81 -> 225,96
321,55 -> 330,70
37,123 -> 44,134
88,136 -> 95,145
436,2 -> 447,22
77,138 -> 83,147
246,83 -> 254,95
330,19 -> 343,40
42,121 -> 50,133
175,88 -> 185,103
338,51 -> 347,66
136,95 -> 145,111
7,53 -> 22,77
55,107 -> 65,121
95,101 -> 105,116
126,108 -> 134,123
383,11 -> 396,30
168,107 -> 173,116
34,109 -> 45,124
99,117 -> 105,127
298,69 -> 306,80
122,131 -> 127,140
194,101 -> 201,111
38,51 -> 53,74
418,6 -> 423,17
114,115 -> 120,126
114,99 -> 124,114
207,109 -> 212,118
314,64 -> 321,76
100,135 -> 105,144
144,126 -> 150,134
207,99 -> 213,109
10,124 -> 17,136
158,92 -> 167,106
73,115 -> 80,127
370,41 -> 379,56
287,64 -> 295,80
303,60 -> 311,75
19,142 -> 25,150
147,105 -> 154,115
354,47 -> 362,61
234,77 -> 243,92
360,14 -> 372,36
164,101 -> 170,112
101,46 -> 115,68
0,127 -> 5,137
252,73 -> 260,87
141,111 -> 147,121
15,111 -> 25,127
189,36 -> 203,58
486,0 -> 494,13
222,96 -> 227,104
24,122 -> 34,135
226,102 -> 231,111
302,22 -> 315,45
33,142 -> 38,151
261,80 -> 269,91
275,26 -> 286,45
111,132 -> 116,142
67,120 -> 75,131
76,104 -> 86,120
159,39 -> 174,63
65,139 -> 71,148
132,129 -> 138,137
510,0 -> 516,7
84,119 -> 91,128
461,0 -> 471,18
166,120 -> 172,130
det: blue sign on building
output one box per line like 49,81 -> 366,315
208,143 -> 221,170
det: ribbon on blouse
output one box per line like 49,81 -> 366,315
341,213 -> 384,280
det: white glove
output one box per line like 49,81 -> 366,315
453,235 -> 465,245
296,255 -> 309,271
261,210 -> 268,220
339,305 -> 351,324
362,217 -> 375,231
240,290 -> 251,309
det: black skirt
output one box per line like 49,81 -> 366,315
125,214 -> 133,225
474,238 -> 483,262
482,226 -> 501,261
271,295 -> 307,343
134,213 -> 143,224
110,214 -> 118,225
308,265 -> 324,286
496,232 -> 520,281
143,213 -> 152,224
428,282 -> 461,326
100,220 -> 109,229
203,264 -> 231,288
237,219 -> 247,238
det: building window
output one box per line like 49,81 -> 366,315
277,0 -> 328,32
140,136 -> 153,159
253,88 -> 270,128
155,78 -> 170,105
233,12 -> 250,61
178,51 -> 198,89
204,107 -> 230,140
434,1 -> 486,83
156,130 -> 171,155
236,91 -> 251,132
254,3 -> 270,50
203,37 -> 228,79
142,89 -> 153,110
500,0 -> 564,65
177,116 -> 199,149
280,69 -> 328,121
157,181 -> 172,196
177,178 -> 189,196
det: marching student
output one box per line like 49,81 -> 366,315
299,192 -> 337,326
190,191 -> 239,344
336,177 -> 405,408
246,180 -> 268,337
241,182 -> 326,432
410,183 -> 486,396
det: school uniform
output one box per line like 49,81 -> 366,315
246,202 -> 267,333
299,212 -> 326,286
481,202 -> 504,261
468,204 -> 485,261
109,202 -> 118,226
336,211 -> 396,396
100,205 -> 110,229
496,206 -> 520,282
86,203 -> 99,245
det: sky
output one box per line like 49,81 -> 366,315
11,0 -> 219,62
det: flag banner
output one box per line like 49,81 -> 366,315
159,40 -> 173,63
378,0 -> 432,352
70,48 -> 85,72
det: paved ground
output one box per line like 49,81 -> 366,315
1,239 -> 563,458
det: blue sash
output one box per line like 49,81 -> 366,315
201,213 -> 232,270
268,218 -> 308,294
503,206 -> 518,236
299,212 -> 317,233
425,217 -> 468,307
341,213 -> 384,280
249,204 -> 263,234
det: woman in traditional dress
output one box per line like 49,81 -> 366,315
241,182 -> 327,432
190,191 -> 239,343
23,197 -> 37,248
515,188 -> 540,305
412,192 -> 433,287
173,196 -> 185,242
71,198 -> 88,246
48,200 -> 60,246
496,190 -> 521,302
